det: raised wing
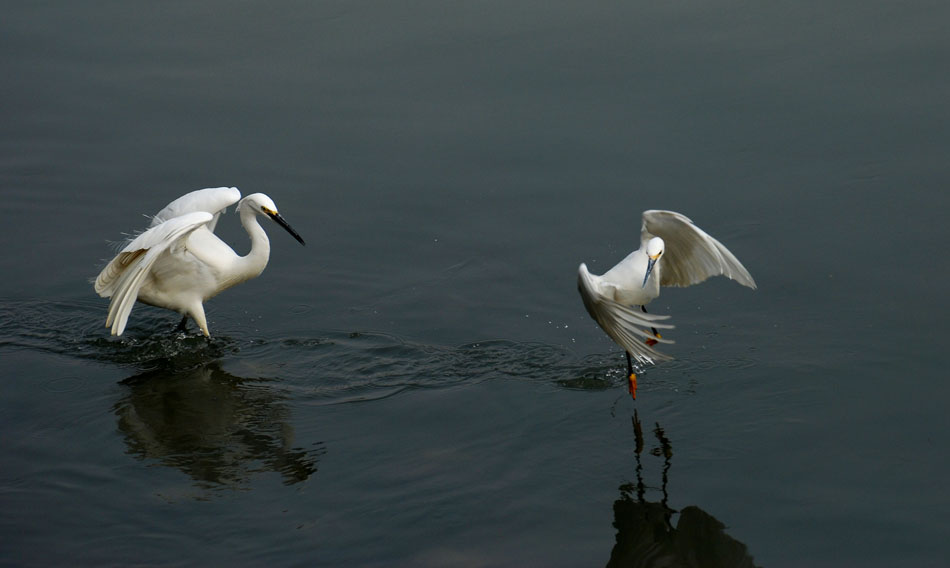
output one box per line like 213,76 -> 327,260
98,211 -> 213,336
150,187 -> 241,232
641,210 -> 756,289
578,263 -> 674,365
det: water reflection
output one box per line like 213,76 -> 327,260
606,411 -> 758,568
114,362 -> 323,489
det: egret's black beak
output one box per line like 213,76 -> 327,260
642,256 -> 657,288
267,210 -> 306,245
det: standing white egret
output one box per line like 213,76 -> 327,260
94,187 -> 306,337
578,210 -> 756,398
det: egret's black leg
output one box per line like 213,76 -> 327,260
175,316 -> 189,333
640,305 -> 660,338
626,351 -> 634,377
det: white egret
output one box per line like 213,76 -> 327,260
94,187 -> 305,337
578,210 -> 756,397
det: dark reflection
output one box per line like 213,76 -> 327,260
607,411 -> 759,568
114,362 -> 323,489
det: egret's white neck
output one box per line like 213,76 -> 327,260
236,207 -> 271,280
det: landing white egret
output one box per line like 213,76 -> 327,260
578,210 -> 756,397
94,187 -> 305,337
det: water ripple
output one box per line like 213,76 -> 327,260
1,297 -> 759,405
0,298 -> 236,370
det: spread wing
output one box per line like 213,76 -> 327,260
150,187 -> 241,232
96,211 -> 213,336
578,263 -> 674,365
641,210 -> 756,289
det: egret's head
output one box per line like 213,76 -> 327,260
237,193 -> 278,216
238,193 -> 306,245
642,237 -> 664,287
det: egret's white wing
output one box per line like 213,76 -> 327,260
95,247 -> 143,298
103,211 -> 214,336
641,210 -> 756,289
578,264 -> 674,364
150,187 -> 241,232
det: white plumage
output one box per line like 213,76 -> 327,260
95,187 -> 305,337
578,210 -> 756,380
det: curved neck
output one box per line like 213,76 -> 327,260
237,207 -> 271,279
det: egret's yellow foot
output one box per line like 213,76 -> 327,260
628,373 -> 638,399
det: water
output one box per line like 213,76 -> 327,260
2,1 -> 949,566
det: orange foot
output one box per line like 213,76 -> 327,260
645,332 -> 662,347
628,373 -> 638,399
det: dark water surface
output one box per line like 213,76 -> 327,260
2,1 -> 949,566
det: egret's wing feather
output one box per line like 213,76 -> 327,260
578,264 -> 674,365
149,187 -> 241,232
641,210 -> 756,289
104,212 -> 213,336
94,248 -> 146,297
96,210 -> 212,297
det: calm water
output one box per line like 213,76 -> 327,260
2,1 -> 949,566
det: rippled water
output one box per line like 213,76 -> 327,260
3,1 -> 950,566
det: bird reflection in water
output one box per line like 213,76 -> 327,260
114,362 -> 323,489
606,411 -> 759,568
